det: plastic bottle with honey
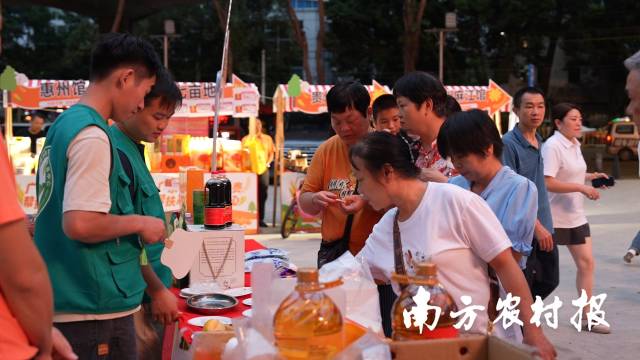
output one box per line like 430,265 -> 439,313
391,262 -> 459,340
273,268 -> 343,360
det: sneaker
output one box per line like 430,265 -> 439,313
259,221 -> 269,228
582,322 -> 611,334
623,249 -> 637,263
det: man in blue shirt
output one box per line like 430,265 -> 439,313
502,87 -> 558,300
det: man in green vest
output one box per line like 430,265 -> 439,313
35,33 -> 166,359
110,69 -> 182,359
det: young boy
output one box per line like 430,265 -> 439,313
109,69 -> 182,359
371,94 -> 402,135
35,33 -> 165,359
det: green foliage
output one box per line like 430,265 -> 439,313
1,5 -> 97,79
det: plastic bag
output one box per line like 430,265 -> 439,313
334,331 -> 391,360
320,251 -> 383,334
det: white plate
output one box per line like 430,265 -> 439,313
242,298 -> 252,306
179,284 -> 223,298
179,288 -> 204,298
187,316 -> 232,327
242,309 -> 252,317
223,287 -> 252,297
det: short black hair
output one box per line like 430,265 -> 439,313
145,69 -> 182,111
437,109 -> 503,160
326,81 -> 370,118
513,86 -> 546,109
393,71 -> 448,117
90,33 -> 162,81
445,95 -> 462,116
350,131 -> 420,179
31,111 -> 46,121
371,94 -> 398,122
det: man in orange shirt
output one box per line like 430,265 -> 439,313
299,81 -> 382,268
0,134 -> 76,359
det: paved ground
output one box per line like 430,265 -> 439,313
252,174 -> 640,359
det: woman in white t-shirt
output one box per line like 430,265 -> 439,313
541,103 -> 610,334
351,132 -> 555,359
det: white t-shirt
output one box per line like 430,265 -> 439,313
63,126 -> 112,213
57,126 -> 139,323
541,131 -> 588,229
357,182 -> 512,334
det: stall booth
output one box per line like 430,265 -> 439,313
271,79 -> 391,234
7,74 -> 263,234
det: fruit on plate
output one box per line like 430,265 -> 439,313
203,319 -> 227,332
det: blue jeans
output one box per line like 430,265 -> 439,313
629,231 -> 640,251
55,315 -> 137,360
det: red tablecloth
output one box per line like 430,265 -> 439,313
161,239 -> 265,359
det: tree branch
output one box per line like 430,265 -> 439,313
110,0 -> 126,33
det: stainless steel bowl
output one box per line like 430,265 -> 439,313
186,293 -> 239,315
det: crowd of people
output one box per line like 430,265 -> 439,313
1,29 -> 639,360
299,51 -> 640,359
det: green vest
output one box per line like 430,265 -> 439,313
109,125 -> 173,291
35,104 -> 146,314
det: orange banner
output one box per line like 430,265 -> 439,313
9,75 -> 260,118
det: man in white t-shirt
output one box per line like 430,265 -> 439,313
35,34 -> 167,359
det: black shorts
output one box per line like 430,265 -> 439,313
553,223 -> 591,246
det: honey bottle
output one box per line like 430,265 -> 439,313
273,268 -> 343,359
391,262 -> 459,340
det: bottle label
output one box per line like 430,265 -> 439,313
204,207 -> 225,226
225,205 -> 233,224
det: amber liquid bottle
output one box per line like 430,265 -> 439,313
391,262 -> 459,340
273,268 -> 344,360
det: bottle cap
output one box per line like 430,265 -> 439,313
415,262 -> 437,277
297,268 -> 319,283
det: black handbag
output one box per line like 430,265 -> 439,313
523,238 -> 559,300
317,214 -> 353,269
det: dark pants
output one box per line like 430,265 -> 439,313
378,284 -> 397,338
523,238 -> 559,300
258,171 -> 269,222
55,315 -> 137,360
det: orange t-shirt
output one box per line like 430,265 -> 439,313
0,135 -> 38,359
301,135 -> 382,254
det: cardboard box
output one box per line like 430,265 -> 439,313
188,224 -> 245,289
390,335 -> 537,360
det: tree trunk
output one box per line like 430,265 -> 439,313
316,0 -> 326,83
402,0 -> 427,73
286,0 -> 313,82
110,0 -> 126,32
212,0 -> 234,80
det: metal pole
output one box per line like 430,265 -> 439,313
163,35 -> 169,69
261,49 -> 266,104
211,0 -> 234,171
439,30 -> 444,82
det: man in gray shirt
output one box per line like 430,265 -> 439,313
502,87 -> 558,300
